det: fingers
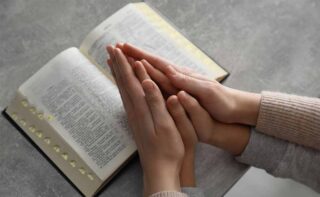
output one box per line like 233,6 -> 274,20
113,48 -> 145,102
115,42 -> 124,50
122,43 -> 212,95
133,61 -> 150,83
167,95 -> 197,149
122,43 -> 172,67
106,46 -> 115,74
114,43 -> 138,67
127,56 -> 136,67
123,43 -> 209,80
141,60 -> 178,94
107,58 -> 113,66
107,45 -> 155,141
106,58 -> 116,77
107,45 -> 134,115
164,65 -> 209,96
109,53 -> 136,68
142,79 -> 173,132
176,66 -> 211,82
106,46 -> 121,87
113,48 -> 158,127
106,46 -> 119,81
177,91 -> 214,143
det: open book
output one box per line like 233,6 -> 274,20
5,3 -> 228,197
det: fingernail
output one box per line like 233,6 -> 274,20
141,59 -> 147,63
177,90 -> 187,99
116,42 -> 123,47
114,48 -> 122,57
171,96 -> 179,105
133,61 -> 140,69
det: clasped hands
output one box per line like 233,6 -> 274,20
106,43 -> 261,196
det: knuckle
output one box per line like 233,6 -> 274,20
146,92 -> 160,105
173,107 -> 184,116
135,109 -> 146,119
156,123 -> 172,132
171,108 -> 185,119
208,80 -> 221,91
180,73 -> 190,82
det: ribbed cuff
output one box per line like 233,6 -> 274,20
182,187 -> 205,197
149,191 -> 188,197
236,129 -> 288,173
256,91 -> 320,151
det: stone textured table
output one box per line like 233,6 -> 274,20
1,0 -> 319,196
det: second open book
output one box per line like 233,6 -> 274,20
5,3 -> 228,197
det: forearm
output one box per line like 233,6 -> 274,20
255,91 -> 320,150
180,152 -> 196,187
231,89 -> 320,151
208,122 -> 251,156
230,88 -> 261,126
237,129 -> 320,193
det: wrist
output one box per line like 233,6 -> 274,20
209,123 -> 250,155
232,90 -> 261,126
143,166 -> 181,196
180,152 -> 196,187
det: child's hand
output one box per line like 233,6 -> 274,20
167,95 -> 198,187
130,55 -> 198,187
118,43 -> 261,126
107,46 -> 185,196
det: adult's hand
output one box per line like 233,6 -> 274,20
119,43 -> 261,126
106,46 -> 185,196
174,91 -> 250,156
128,50 -> 250,156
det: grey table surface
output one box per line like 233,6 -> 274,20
0,0 -> 319,196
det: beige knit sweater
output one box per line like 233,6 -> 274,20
257,91 -> 320,151
150,91 -> 320,197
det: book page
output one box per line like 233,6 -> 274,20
80,3 -> 226,80
19,48 -> 136,180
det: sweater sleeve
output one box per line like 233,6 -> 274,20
149,191 -> 188,197
256,91 -> 320,151
149,188 -> 205,197
181,187 -> 205,197
236,129 -> 320,193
